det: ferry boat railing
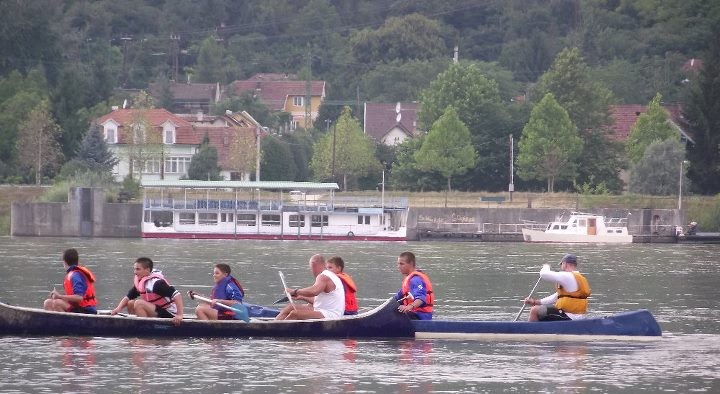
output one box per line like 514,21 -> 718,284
480,223 -> 525,234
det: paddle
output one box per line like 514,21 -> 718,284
278,271 -> 296,310
273,295 -> 289,304
187,291 -> 250,322
513,277 -> 542,322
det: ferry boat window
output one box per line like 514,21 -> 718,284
237,214 -> 256,226
199,213 -> 218,225
357,215 -> 370,225
262,214 -> 281,226
560,225 -> 567,229
220,213 -> 234,223
552,224 -> 560,230
179,212 -> 196,225
311,215 -> 329,227
289,214 -> 305,227
578,219 -> 586,227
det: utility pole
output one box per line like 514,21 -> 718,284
170,33 -> 180,82
305,43 -> 312,130
255,126 -> 261,181
331,122 -> 336,183
120,35 -> 132,87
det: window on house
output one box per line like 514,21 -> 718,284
237,214 -> 256,226
105,127 -> 117,144
262,214 -> 281,226
163,127 -> 175,144
289,214 -> 305,227
165,157 -> 191,174
290,120 -> 299,130
311,215 -> 328,227
293,96 -> 304,107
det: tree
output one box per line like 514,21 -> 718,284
626,93 -> 678,164
517,93 -> 582,192
15,102 -> 63,184
310,107 -> 380,190
629,139 -> 687,195
260,135 -> 296,181
187,133 -> 222,180
415,106 -> 476,206
196,36 -> 225,83
226,127 -> 258,181
532,47 -> 623,192
76,124 -> 119,173
390,137 -> 444,192
684,24 -> 720,194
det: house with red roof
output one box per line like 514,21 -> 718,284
96,108 -> 259,182
225,73 -> 325,130
148,82 -> 222,113
609,104 -> 694,145
363,102 -> 420,146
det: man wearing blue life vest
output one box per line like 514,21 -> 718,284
524,253 -> 591,321
110,257 -> 184,326
43,248 -> 97,314
395,251 -> 434,320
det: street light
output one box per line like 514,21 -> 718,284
678,160 -> 689,210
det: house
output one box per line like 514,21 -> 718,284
609,104 -> 694,145
225,73 -> 325,130
363,102 -> 420,146
96,108 -> 260,182
148,82 -> 222,113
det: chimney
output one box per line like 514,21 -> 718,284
111,106 -> 119,111
197,110 -> 204,122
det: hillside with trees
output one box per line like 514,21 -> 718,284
0,0 -> 718,195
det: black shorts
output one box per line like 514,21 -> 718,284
155,306 -> 175,319
538,306 -> 571,321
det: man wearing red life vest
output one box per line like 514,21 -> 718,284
395,251 -> 434,320
43,248 -> 97,314
110,257 -> 184,326
524,253 -> 591,321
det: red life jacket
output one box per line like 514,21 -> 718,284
63,265 -> 97,309
336,272 -> 358,314
134,272 -> 173,310
401,270 -> 434,314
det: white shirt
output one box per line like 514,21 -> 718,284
313,270 -> 345,319
538,264 -> 585,320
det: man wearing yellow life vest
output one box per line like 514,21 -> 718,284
43,248 -> 97,314
524,253 -> 591,321
395,251 -> 434,320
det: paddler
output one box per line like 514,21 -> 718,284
524,253 -> 591,321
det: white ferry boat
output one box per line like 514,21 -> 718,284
522,211 -> 632,243
140,180 -> 408,241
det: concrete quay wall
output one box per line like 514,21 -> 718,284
11,187 -> 141,238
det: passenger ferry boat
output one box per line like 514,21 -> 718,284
521,211 -> 633,243
140,180 -> 408,241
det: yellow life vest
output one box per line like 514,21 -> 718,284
555,272 -> 590,314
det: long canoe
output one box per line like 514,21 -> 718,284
0,298 -> 661,339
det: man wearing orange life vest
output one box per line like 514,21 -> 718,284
110,257 -> 184,326
395,251 -> 433,320
524,253 -> 591,321
43,248 -> 97,314
325,256 -> 358,315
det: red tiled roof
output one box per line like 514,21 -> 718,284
225,80 -> 325,111
95,108 -> 195,144
363,102 -> 419,141
609,104 -> 690,142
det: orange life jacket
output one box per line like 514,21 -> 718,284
401,270 -> 434,314
555,271 -> 591,314
134,272 -> 174,310
63,265 -> 97,309
336,272 -> 358,313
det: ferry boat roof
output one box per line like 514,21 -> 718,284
141,179 -> 340,192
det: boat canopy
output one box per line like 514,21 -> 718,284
141,179 -> 339,192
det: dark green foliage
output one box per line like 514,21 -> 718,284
260,135 -> 296,181
187,133 -> 222,181
629,139 -> 687,195
76,124 -> 119,172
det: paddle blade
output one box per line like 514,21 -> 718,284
273,295 -> 289,304
230,303 -> 250,323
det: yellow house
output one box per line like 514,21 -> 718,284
226,73 -> 325,130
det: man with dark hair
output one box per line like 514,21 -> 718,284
524,253 -> 591,321
43,248 -> 98,314
110,257 -> 184,325
395,251 -> 434,320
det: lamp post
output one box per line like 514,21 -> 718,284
678,160 -> 689,210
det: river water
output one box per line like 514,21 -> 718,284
0,237 -> 718,393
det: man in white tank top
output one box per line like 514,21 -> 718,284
275,254 -> 345,320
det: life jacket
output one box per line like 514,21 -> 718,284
555,271 -> 591,314
134,272 -> 174,310
401,270 -> 434,314
336,272 -> 358,314
63,266 -> 97,309
211,275 -> 245,317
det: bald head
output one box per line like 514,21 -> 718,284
309,254 -> 325,276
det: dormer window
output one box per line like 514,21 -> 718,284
163,124 -> 176,144
104,125 -> 117,144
